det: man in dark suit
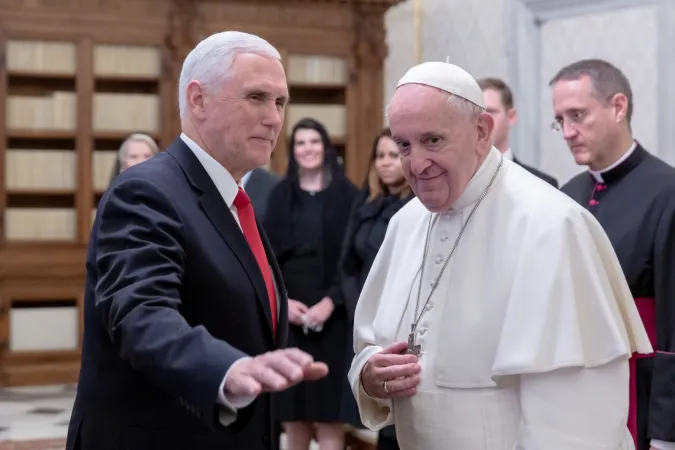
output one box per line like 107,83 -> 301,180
66,31 -> 327,450
478,77 -> 559,188
243,167 -> 281,221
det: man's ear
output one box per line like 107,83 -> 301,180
612,93 -> 629,123
477,112 -> 494,146
507,107 -> 517,127
186,80 -> 207,120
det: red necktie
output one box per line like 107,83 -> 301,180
233,187 -> 277,335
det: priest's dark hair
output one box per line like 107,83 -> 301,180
549,59 -> 633,125
366,127 -> 411,203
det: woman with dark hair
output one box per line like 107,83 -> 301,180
263,118 -> 358,450
337,127 -> 414,450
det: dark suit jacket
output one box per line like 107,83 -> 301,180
245,168 -> 281,221
513,156 -> 559,188
66,137 -> 288,450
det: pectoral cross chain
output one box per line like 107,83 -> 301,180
407,324 -> 421,356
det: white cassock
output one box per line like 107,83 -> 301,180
348,146 -> 652,450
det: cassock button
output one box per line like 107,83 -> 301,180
434,256 -> 443,264
589,199 -> 600,207
440,235 -> 448,242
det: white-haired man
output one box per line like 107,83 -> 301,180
66,31 -> 327,450
348,61 -> 652,449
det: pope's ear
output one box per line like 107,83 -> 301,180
477,112 -> 494,145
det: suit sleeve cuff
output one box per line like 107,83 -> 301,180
651,439 -> 675,450
216,357 -> 256,426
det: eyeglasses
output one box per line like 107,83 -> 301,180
551,110 -> 588,132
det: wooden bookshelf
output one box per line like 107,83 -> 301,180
270,54 -> 349,174
0,0 -> 400,387
0,35 -> 167,386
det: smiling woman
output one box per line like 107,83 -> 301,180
263,118 -> 359,450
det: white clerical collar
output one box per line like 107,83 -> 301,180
180,132 -> 239,208
502,148 -> 514,161
451,146 -> 503,210
589,141 -> 637,183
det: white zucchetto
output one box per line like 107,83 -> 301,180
397,60 -> 485,109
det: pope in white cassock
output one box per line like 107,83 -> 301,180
348,61 -> 654,450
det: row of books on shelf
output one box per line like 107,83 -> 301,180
6,92 -> 160,132
5,150 -> 116,191
5,95 -> 346,136
5,208 -> 83,241
6,40 -> 348,85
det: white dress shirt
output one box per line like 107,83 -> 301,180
180,133 -> 258,426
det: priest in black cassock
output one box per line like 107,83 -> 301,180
478,77 -> 558,188
551,58 -> 675,450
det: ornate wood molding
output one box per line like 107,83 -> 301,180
352,4 -> 388,70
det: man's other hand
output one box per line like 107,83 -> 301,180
224,348 -> 328,397
361,342 -> 420,399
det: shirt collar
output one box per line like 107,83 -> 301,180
502,148 -> 514,161
589,141 -> 637,183
180,132 -> 239,208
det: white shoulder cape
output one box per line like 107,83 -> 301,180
348,161 -> 652,430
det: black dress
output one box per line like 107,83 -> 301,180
266,180 -> 358,423
338,190 -> 415,443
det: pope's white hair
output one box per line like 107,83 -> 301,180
384,93 -> 485,122
178,31 -> 281,119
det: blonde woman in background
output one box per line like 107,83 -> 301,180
109,133 -> 160,183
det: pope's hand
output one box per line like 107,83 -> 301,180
360,342 -> 421,399
224,348 -> 328,397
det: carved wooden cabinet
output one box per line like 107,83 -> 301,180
0,0 -> 400,386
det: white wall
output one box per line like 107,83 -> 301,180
384,0 -> 508,111
384,0 -> 675,185
539,5 -> 658,183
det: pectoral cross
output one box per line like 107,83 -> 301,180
407,324 -> 421,356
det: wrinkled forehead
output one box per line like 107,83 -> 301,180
228,53 -> 288,96
552,77 -> 597,112
388,85 -> 454,138
389,84 -> 447,116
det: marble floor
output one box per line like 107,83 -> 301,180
0,384 -> 74,449
0,385 -> 334,449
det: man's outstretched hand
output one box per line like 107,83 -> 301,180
224,348 -> 328,397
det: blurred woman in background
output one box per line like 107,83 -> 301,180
338,127 -> 414,450
109,132 -> 160,183
263,118 -> 358,450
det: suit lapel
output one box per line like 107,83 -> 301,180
166,139 -> 276,339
